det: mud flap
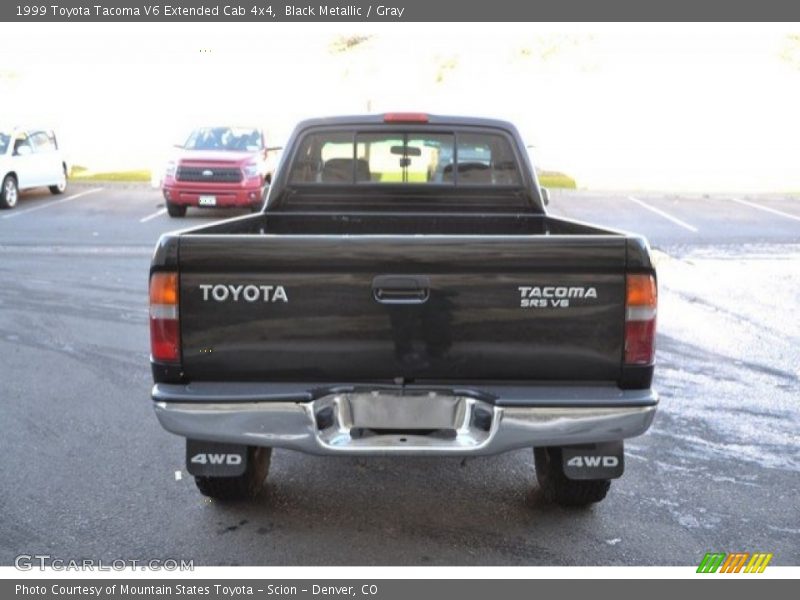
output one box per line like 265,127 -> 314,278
562,441 -> 625,480
186,439 -> 248,477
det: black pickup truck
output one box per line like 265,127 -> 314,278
149,113 -> 658,507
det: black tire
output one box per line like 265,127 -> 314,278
534,447 -> 611,507
194,447 -> 271,501
0,175 -> 19,209
49,167 -> 67,195
166,201 -> 187,217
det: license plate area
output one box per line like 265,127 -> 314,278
198,195 -> 217,206
348,392 -> 463,430
312,392 -> 495,451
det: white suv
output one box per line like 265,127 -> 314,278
0,128 -> 68,209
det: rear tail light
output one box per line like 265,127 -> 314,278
383,112 -> 429,123
624,273 -> 657,365
149,272 -> 180,362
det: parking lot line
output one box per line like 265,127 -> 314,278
1,188 -> 103,220
140,207 -> 167,223
627,196 -> 698,233
730,197 -> 800,223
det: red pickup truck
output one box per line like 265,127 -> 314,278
161,126 -> 276,217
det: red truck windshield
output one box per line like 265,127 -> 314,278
183,127 -> 263,152
289,130 -> 522,186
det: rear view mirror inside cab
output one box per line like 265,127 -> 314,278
390,145 -> 422,157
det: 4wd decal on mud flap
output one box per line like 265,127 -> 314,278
562,441 -> 625,480
186,440 -> 248,477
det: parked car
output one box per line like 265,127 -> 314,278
0,128 -> 68,209
149,113 -> 658,506
161,126 -> 278,217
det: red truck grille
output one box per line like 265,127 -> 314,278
176,166 -> 243,183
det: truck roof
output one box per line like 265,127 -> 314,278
293,113 -> 519,132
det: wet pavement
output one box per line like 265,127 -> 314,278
1,185 -> 798,565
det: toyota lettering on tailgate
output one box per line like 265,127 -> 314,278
199,284 -> 288,303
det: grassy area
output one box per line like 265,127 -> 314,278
66,165 -> 578,188
377,169 -> 579,188
70,165 -> 152,182
377,171 -> 429,183
538,170 -> 577,189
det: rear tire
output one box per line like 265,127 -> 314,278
534,447 -> 611,507
49,167 -> 67,195
194,447 -> 271,501
166,201 -> 187,217
0,175 -> 18,209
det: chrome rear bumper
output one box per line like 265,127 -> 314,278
153,383 -> 657,456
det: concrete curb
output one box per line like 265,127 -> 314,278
69,180 -> 157,191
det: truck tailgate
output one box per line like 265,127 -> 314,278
177,235 -> 626,382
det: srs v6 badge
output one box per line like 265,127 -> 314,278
518,285 -> 598,308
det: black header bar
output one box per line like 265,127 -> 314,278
4,0 -> 800,22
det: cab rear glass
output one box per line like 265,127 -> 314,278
288,129 -> 522,186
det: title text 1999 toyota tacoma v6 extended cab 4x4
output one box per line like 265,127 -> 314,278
149,113 -> 658,507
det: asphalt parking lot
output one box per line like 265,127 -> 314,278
1,184 -> 798,566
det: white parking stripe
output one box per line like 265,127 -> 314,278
730,197 -> 800,223
139,208 -> 167,223
1,188 -> 103,219
628,196 -> 698,233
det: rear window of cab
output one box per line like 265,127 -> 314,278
289,130 -> 522,186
